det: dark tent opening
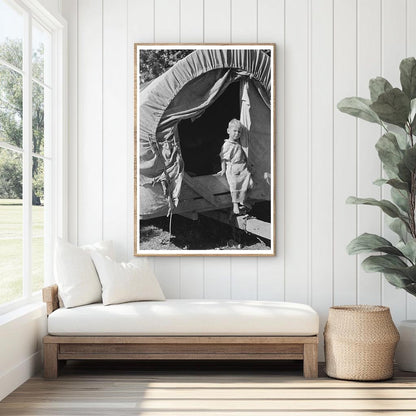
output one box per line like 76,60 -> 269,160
178,81 -> 241,176
250,200 -> 271,222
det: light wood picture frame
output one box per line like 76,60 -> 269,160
134,44 -> 276,256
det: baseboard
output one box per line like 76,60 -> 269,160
0,351 -> 42,401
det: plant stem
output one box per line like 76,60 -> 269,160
409,123 -> 416,238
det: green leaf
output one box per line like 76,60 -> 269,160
374,177 -> 409,191
405,245 -> 416,264
346,196 -> 405,219
397,240 -> 416,264
361,255 -> 416,287
384,265 -> 416,280
400,57 -> 416,100
347,233 -> 404,256
383,271 -> 412,288
373,178 -> 409,191
369,77 -> 393,102
375,132 -> 404,173
362,254 -> 408,272
387,178 -> 410,191
373,178 -> 388,186
394,130 -> 410,150
391,187 -> 409,213
396,160 -> 412,185
370,88 -> 410,127
410,98 -> 416,125
389,217 -> 410,241
384,166 -> 399,180
403,146 -> 416,172
402,265 -> 416,282
404,283 -> 416,296
337,97 -> 382,125
411,99 -> 416,132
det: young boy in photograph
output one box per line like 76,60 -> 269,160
216,119 -> 253,215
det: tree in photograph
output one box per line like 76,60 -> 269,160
0,38 -> 44,204
139,49 -> 194,85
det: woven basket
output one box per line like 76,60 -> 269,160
324,305 -> 399,381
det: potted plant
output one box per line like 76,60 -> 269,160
337,57 -> 416,371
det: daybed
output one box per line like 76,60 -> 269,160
42,285 -> 319,379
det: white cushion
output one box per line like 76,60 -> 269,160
47,299 -> 319,336
81,240 -> 115,259
90,253 -> 165,306
54,239 -> 114,308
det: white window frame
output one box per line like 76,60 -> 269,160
0,0 -> 67,315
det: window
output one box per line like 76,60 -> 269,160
0,0 -> 66,312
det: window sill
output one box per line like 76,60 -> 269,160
0,299 -> 45,327
0,291 -> 42,315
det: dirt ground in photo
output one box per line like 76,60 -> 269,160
139,212 -> 270,251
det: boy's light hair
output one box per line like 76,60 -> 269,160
228,119 -> 242,129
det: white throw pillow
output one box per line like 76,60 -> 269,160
55,239 -> 114,308
90,252 -> 165,306
81,240 -> 115,259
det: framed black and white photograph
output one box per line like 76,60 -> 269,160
134,44 -> 275,256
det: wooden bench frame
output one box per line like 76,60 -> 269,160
43,285 -> 319,379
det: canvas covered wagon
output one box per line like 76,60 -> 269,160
137,47 -> 273,239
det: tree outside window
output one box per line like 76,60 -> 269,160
0,0 -> 52,306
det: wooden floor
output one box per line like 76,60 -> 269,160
1,360 -> 416,415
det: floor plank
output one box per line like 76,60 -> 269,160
1,361 -> 416,415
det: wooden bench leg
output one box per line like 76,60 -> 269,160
44,343 -> 59,379
303,343 -> 318,379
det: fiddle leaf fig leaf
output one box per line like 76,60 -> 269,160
362,254 -> 408,272
361,255 -> 416,287
369,77 -> 393,102
398,161 -> 412,185
347,233 -> 403,256
337,97 -> 382,125
375,132 -> 404,173
346,196 -> 405,219
372,178 -> 409,191
412,114 -> 416,133
370,88 -> 410,127
383,271 -> 412,288
373,178 -> 388,186
400,57 -> 416,100
397,240 -> 416,264
395,130 -> 410,150
411,99 -> 416,132
384,166 -> 400,180
391,187 -> 410,213
402,265 -> 416,282
403,146 -> 416,172
387,178 -> 410,191
404,283 -> 416,296
389,217 -> 410,241
410,98 -> 416,125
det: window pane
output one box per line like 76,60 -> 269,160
0,65 -> 23,148
0,147 -> 23,305
32,156 -> 43,293
0,0 -> 24,70
32,21 -> 51,85
32,81 -> 44,155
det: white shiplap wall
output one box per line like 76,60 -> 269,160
61,0 -> 416,357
